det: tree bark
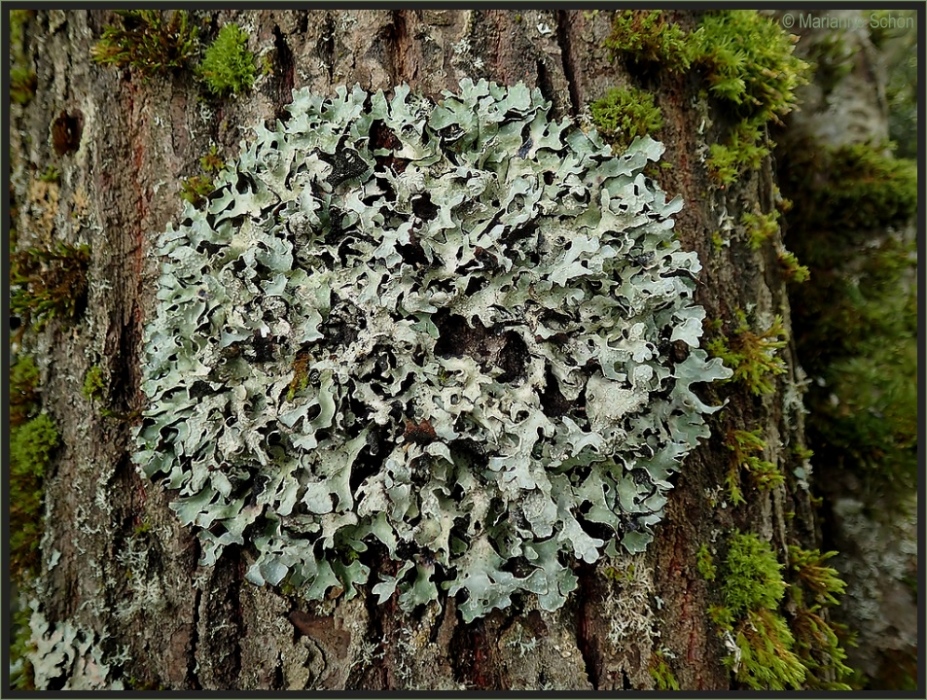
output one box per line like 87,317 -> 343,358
10,9 -> 830,691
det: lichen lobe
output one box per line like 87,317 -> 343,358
136,80 -> 730,622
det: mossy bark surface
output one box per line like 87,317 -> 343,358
10,9 -> 830,690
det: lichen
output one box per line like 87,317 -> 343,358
24,603 -> 127,690
197,24 -> 256,96
135,80 -> 730,622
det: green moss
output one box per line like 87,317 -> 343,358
260,53 -> 275,76
199,144 -> 225,173
10,413 -> 59,576
180,175 -> 214,207
11,242 -> 91,329
599,11 -> 809,187
91,10 -> 199,78
788,547 -> 845,607
649,650 -> 681,690
690,11 -> 809,186
788,547 -> 854,689
705,120 -> 768,186
732,608 -> 806,689
792,144 -> 917,236
11,356 -> 41,427
11,66 -> 38,105
710,532 -> 806,689
741,209 -> 778,250
690,11 -> 808,121
777,250 -> 810,283
696,544 -> 716,581
779,142 -> 917,509
82,365 -> 107,402
721,532 -> 786,616
706,310 -> 787,396
605,10 -> 692,72
197,24 -> 256,96
37,165 -> 61,183
590,86 -> 663,152
10,10 -> 37,105
724,429 -> 782,505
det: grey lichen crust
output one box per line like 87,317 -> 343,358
136,80 -> 731,622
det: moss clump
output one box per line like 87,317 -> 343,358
286,348 -> 312,402
82,365 -> 107,402
37,166 -> 61,184
705,121 -> 769,186
690,11 -> 808,121
779,141 -> 917,509
11,242 -> 91,329
91,10 -> 199,77
590,86 -> 663,152
707,310 -> 787,396
604,10 -> 809,188
724,428 -> 782,505
180,175 -> 214,207
649,650 -> 681,690
10,413 -> 59,576
791,144 -> 917,236
777,250 -> 810,283
199,144 -> 225,173
11,66 -> 38,106
10,9 -> 37,105
788,547 -> 854,689
741,209 -> 778,250
11,355 -> 41,427
692,11 -> 809,185
709,533 -> 854,689
711,532 -> 805,689
197,24 -> 256,96
721,532 -> 787,615
605,10 -> 692,72
696,543 -> 716,581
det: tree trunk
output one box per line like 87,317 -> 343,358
9,9 -> 854,691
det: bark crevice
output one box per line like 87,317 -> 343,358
555,10 -> 580,117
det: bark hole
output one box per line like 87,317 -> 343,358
52,109 -> 83,155
434,311 -> 528,383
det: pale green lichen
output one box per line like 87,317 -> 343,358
135,81 -> 730,622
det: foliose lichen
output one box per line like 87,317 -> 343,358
135,80 -> 730,622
